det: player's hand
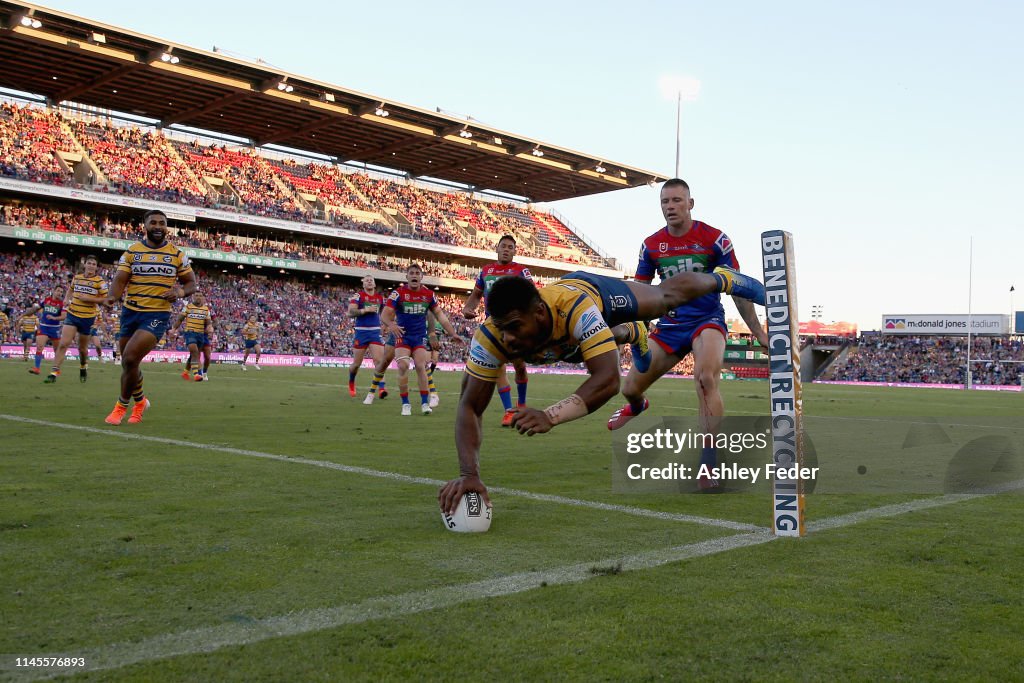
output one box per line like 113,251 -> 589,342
161,286 -> 184,301
438,475 -> 491,515
511,406 -> 554,436
462,309 -> 477,319
449,335 -> 467,347
755,329 -> 769,348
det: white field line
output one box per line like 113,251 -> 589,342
0,414 -> 761,532
13,480 -> 1020,681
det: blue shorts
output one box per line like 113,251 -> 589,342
185,332 -> 209,348
650,314 -> 728,356
561,271 -> 640,328
395,335 -> 427,352
37,324 -> 61,340
64,313 -> 96,336
21,331 -> 35,342
353,329 -> 382,350
244,338 -> 259,350
384,332 -> 398,347
118,308 -> 171,342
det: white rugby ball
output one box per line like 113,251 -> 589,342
441,492 -> 492,533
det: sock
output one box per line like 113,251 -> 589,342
516,379 -> 528,406
50,366 -> 59,375
428,375 -> 437,394
370,372 -> 384,394
378,378 -> 386,392
700,446 -> 718,468
34,353 -> 42,369
420,391 -> 429,405
348,370 -> 357,387
498,385 -> 513,411
400,392 -> 410,405
712,272 -> 728,294
132,375 -> 145,403
117,397 -> 130,408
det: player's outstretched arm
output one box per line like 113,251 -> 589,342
434,309 -> 464,345
105,270 -> 130,306
511,349 -> 621,436
439,373 -> 496,514
734,297 -> 769,347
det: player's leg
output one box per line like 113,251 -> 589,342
46,324 -> 77,382
495,365 -> 515,426
105,329 -> 156,425
395,346 -> 413,415
412,346 -> 432,414
364,342 -> 392,404
513,358 -> 529,406
626,269 -> 764,321
691,326 -> 727,490
186,341 -> 199,379
30,333 -> 47,374
427,348 -> 440,407
23,332 -> 31,360
202,343 -> 212,380
349,345 -> 366,397
253,343 -> 261,370
77,331 -> 91,382
608,342 -> 685,430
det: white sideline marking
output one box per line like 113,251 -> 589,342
0,414 -> 761,532
13,485 -> 1016,681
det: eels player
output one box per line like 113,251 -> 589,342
45,255 -> 107,383
173,292 -> 214,381
438,265 -> 765,513
347,275 -> 385,396
103,209 -> 196,425
240,314 -> 261,371
17,307 -> 39,361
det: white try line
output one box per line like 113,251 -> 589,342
12,479 -> 1022,682
0,414 -> 762,532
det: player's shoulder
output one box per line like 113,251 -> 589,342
641,226 -> 670,248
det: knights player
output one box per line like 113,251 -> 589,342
378,264 -> 463,415
462,235 -> 534,426
607,179 -> 768,490
25,284 -> 66,375
347,275 -> 386,397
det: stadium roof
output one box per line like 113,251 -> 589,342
0,1 -> 669,203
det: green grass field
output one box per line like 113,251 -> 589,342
1,359 -> 1022,681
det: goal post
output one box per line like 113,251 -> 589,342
761,230 -> 806,536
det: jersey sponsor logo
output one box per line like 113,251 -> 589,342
132,263 -> 176,277
575,306 -> 609,342
659,256 -> 707,278
469,340 -> 499,370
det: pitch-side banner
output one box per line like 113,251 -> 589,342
881,314 -> 1008,335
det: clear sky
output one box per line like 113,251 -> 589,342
33,0 -> 1024,330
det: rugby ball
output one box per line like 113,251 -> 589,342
441,492 -> 492,533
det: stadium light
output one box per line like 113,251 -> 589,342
531,147 -> 544,157
374,104 -> 390,117
595,164 -> 606,173
493,136 -> 502,145
320,92 -> 336,103
458,128 -> 473,139
276,79 -> 294,93
18,14 -> 42,29
619,171 -> 627,178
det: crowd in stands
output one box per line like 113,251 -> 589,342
823,335 -> 1024,386
0,101 -> 611,267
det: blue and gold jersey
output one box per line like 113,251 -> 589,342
183,303 -> 212,333
241,321 -> 260,341
19,313 -> 39,333
116,241 -> 192,313
465,278 -> 617,382
67,274 -> 108,319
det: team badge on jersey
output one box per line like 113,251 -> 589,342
715,233 -> 733,255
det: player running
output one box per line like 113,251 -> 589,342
438,265 -> 765,513
240,315 -> 261,371
16,308 -> 38,361
379,264 -> 463,415
103,209 -> 196,425
45,255 -> 108,383
462,235 -> 537,427
347,275 -> 385,397
25,284 -> 66,375
607,179 -> 769,490
172,292 -> 214,381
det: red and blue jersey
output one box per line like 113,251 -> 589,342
635,222 -> 740,326
350,290 -> 384,332
386,285 -> 437,341
474,262 -> 532,306
37,296 -> 64,328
